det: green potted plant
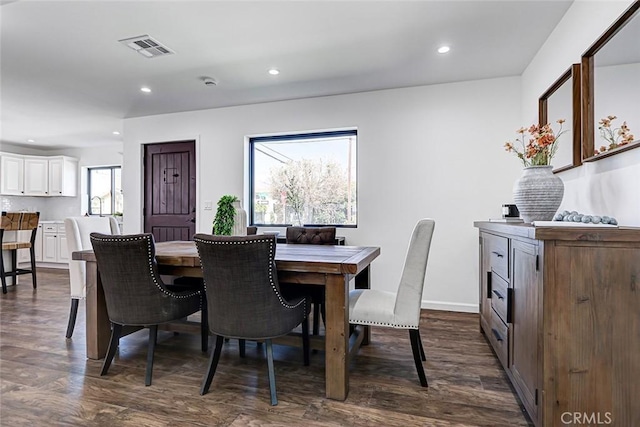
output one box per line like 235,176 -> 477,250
213,195 -> 245,235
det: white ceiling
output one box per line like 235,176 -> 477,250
1,0 -> 573,149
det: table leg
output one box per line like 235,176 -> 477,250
85,260 -> 110,359
324,273 -> 349,400
354,265 -> 371,345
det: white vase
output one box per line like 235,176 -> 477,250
231,200 -> 247,236
513,165 -> 564,223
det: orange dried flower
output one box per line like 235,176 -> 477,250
596,116 -> 636,155
504,119 -> 566,167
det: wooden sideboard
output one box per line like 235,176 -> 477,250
474,222 -> 640,427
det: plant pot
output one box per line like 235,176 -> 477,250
513,165 -> 564,223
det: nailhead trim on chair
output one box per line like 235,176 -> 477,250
194,237 -> 307,314
90,234 -> 200,301
349,319 -> 419,329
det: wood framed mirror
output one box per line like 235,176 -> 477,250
582,1 -> 640,161
539,64 -> 581,173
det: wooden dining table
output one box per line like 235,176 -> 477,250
73,240 -> 380,400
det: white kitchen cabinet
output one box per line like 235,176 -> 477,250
16,228 -> 38,264
17,223 -> 63,267
24,156 -> 49,196
35,224 -> 43,262
41,222 -> 68,264
0,153 -> 77,197
0,154 -> 24,195
48,156 -> 77,196
42,229 -> 57,263
57,229 -> 68,263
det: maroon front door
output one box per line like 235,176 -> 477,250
143,141 -> 196,242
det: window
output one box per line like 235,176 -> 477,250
249,130 -> 357,227
88,166 -> 122,216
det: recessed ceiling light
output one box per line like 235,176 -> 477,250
140,87 -> 152,93
268,68 -> 280,76
27,139 -> 35,143
202,77 -> 217,86
437,46 -> 451,54
113,131 -> 121,135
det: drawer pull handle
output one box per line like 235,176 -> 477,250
491,328 -> 504,343
492,289 -> 505,300
492,251 -> 504,258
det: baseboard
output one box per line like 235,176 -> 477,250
31,262 -> 68,270
421,300 -> 479,313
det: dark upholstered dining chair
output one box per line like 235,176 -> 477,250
194,233 -> 310,406
283,226 -> 337,336
173,225 -> 259,354
173,226 -> 259,355
90,232 -> 207,386
285,226 -> 336,245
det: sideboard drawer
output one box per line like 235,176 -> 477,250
489,309 -> 509,368
487,234 -> 509,280
491,273 -> 509,324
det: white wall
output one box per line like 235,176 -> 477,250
522,0 -> 639,226
124,77 -> 522,312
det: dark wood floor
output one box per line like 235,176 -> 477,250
0,268 -> 532,426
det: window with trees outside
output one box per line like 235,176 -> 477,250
88,166 -> 123,216
249,130 -> 357,227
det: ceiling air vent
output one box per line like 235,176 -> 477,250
118,35 -> 175,59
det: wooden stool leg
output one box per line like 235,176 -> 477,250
0,250 -> 7,294
10,250 -> 17,288
29,245 -> 37,289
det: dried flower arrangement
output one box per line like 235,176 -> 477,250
594,115 -> 635,155
504,120 -> 567,167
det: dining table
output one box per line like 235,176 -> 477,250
73,240 -> 380,401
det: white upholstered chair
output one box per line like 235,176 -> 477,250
64,216 -> 121,338
349,218 -> 435,387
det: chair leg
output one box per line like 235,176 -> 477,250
101,323 -> 123,376
302,317 -> 310,366
266,339 -> 277,406
417,329 -> 426,362
66,298 -> 80,338
145,325 -> 158,386
239,339 -> 246,358
200,298 -> 208,352
0,250 -> 7,294
409,329 -> 428,387
312,301 -> 320,335
200,335 -> 224,395
29,245 -> 37,289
